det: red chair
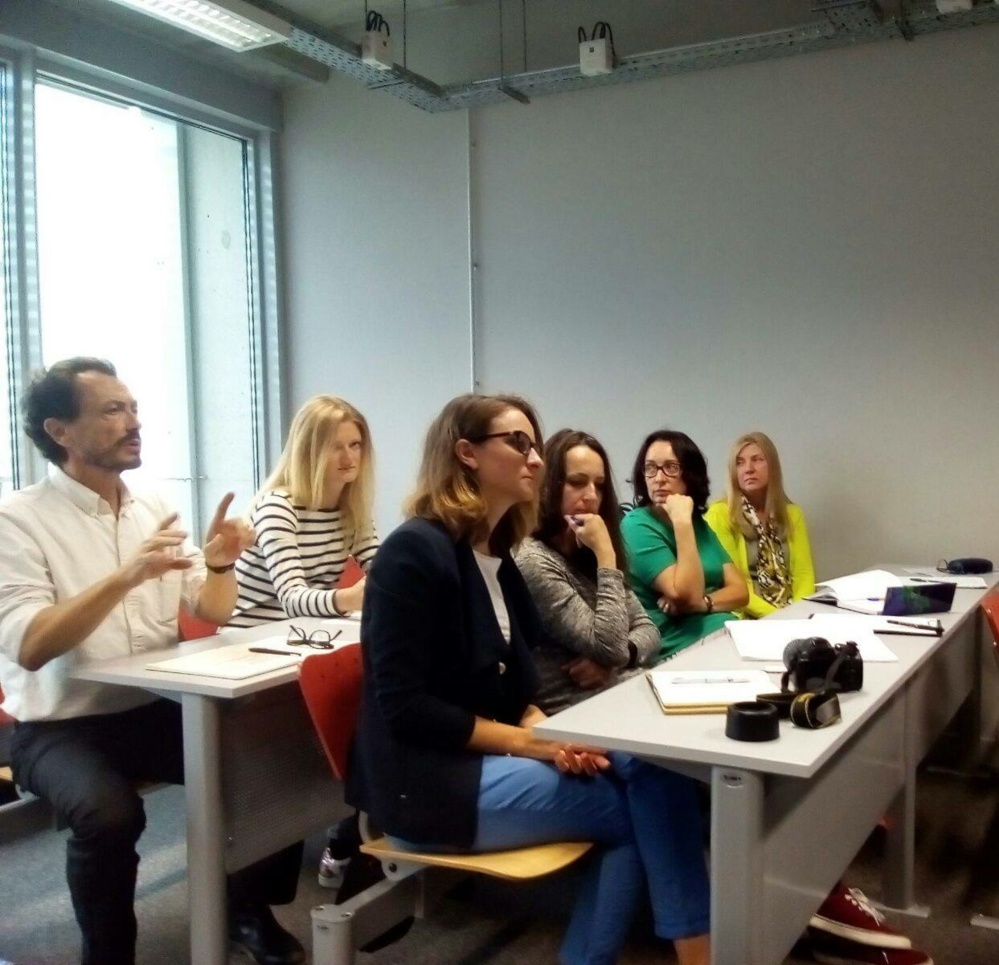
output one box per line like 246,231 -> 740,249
968,589 -> 999,926
980,591 -> 999,670
178,606 -> 218,642
298,646 -> 592,964
337,557 -> 364,591
0,683 -> 13,772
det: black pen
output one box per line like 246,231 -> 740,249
886,619 -> 942,635
248,646 -> 294,656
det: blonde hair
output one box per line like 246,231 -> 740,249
726,431 -> 793,540
257,395 -> 375,548
406,393 -> 542,553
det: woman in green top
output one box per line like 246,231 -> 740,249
621,430 -> 747,659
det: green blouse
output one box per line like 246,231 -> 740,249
621,505 -> 734,659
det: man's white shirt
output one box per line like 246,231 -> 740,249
0,467 -> 205,721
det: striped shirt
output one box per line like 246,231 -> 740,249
230,489 -> 378,626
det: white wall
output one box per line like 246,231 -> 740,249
282,25 -> 999,578
281,76 -> 472,535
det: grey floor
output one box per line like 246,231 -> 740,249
2,767 -> 998,965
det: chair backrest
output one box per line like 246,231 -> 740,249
178,606 -> 218,642
299,644 -> 363,781
338,556 -> 365,589
980,590 -> 999,674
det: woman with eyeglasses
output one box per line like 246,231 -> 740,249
621,430 -> 747,659
230,395 -> 378,627
349,395 -> 710,965
515,429 -> 659,714
703,432 -> 815,619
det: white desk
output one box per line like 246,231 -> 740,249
72,617 -> 355,965
536,575 -> 994,965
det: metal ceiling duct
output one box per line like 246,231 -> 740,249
279,1 -> 999,112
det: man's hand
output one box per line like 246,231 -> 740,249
202,493 -> 254,569
563,656 -> 613,690
121,514 -> 193,588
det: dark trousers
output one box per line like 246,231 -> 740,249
11,699 -> 303,965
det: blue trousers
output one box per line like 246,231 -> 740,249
393,751 -> 709,965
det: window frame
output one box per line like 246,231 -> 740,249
0,40 -> 282,517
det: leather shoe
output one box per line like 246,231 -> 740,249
228,904 -> 305,965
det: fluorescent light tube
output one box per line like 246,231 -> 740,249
106,0 -> 291,52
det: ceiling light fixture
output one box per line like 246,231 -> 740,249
106,0 -> 291,52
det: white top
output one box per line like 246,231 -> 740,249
0,468 -> 205,721
474,550 -> 510,644
231,489 -> 378,626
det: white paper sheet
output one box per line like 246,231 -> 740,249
725,617 -> 898,662
810,613 -> 941,637
148,644 -> 300,679
903,569 -> 988,590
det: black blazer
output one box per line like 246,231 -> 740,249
346,517 -> 541,847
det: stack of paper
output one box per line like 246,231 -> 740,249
725,617 -> 899,662
645,669 -> 774,714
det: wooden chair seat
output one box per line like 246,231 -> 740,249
299,645 -> 595,964
360,835 -> 591,881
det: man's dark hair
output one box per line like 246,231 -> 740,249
630,428 -> 711,516
22,357 -> 117,465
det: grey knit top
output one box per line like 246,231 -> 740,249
514,537 -> 661,715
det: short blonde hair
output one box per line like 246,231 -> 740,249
726,431 -> 793,539
406,393 -> 542,553
257,395 -> 375,547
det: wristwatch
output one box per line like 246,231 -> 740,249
703,594 -> 714,614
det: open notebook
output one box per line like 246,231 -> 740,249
807,570 -> 955,616
646,669 -> 774,715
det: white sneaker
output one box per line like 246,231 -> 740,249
317,849 -> 351,889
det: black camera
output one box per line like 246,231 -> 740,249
781,637 -> 863,694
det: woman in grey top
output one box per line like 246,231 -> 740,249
515,429 -> 660,714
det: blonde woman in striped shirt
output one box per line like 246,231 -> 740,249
230,394 -> 378,890
230,395 -> 378,627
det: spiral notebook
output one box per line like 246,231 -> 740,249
645,669 -> 774,715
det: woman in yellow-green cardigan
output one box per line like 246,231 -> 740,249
704,432 -> 815,619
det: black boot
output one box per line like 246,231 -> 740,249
228,904 -> 305,965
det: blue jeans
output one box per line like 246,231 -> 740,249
391,751 -> 709,965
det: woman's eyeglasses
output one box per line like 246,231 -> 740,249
473,430 -> 542,458
642,461 -> 682,479
286,626 -> 342,650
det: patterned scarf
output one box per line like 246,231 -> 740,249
741,495 -> 791,608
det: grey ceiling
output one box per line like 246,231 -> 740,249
79,1 -> 999,109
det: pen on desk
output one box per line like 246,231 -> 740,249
886,619 -> 942,634
248,647 -> 293,656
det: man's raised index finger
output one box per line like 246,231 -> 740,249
156,513 -> 180,532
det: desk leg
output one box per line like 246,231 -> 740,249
182,693 -> 228,965
711,767 -> 763,965
883,731 -> 929,917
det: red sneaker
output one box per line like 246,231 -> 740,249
811,935 -> 933,965
810,883 -> 911,949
